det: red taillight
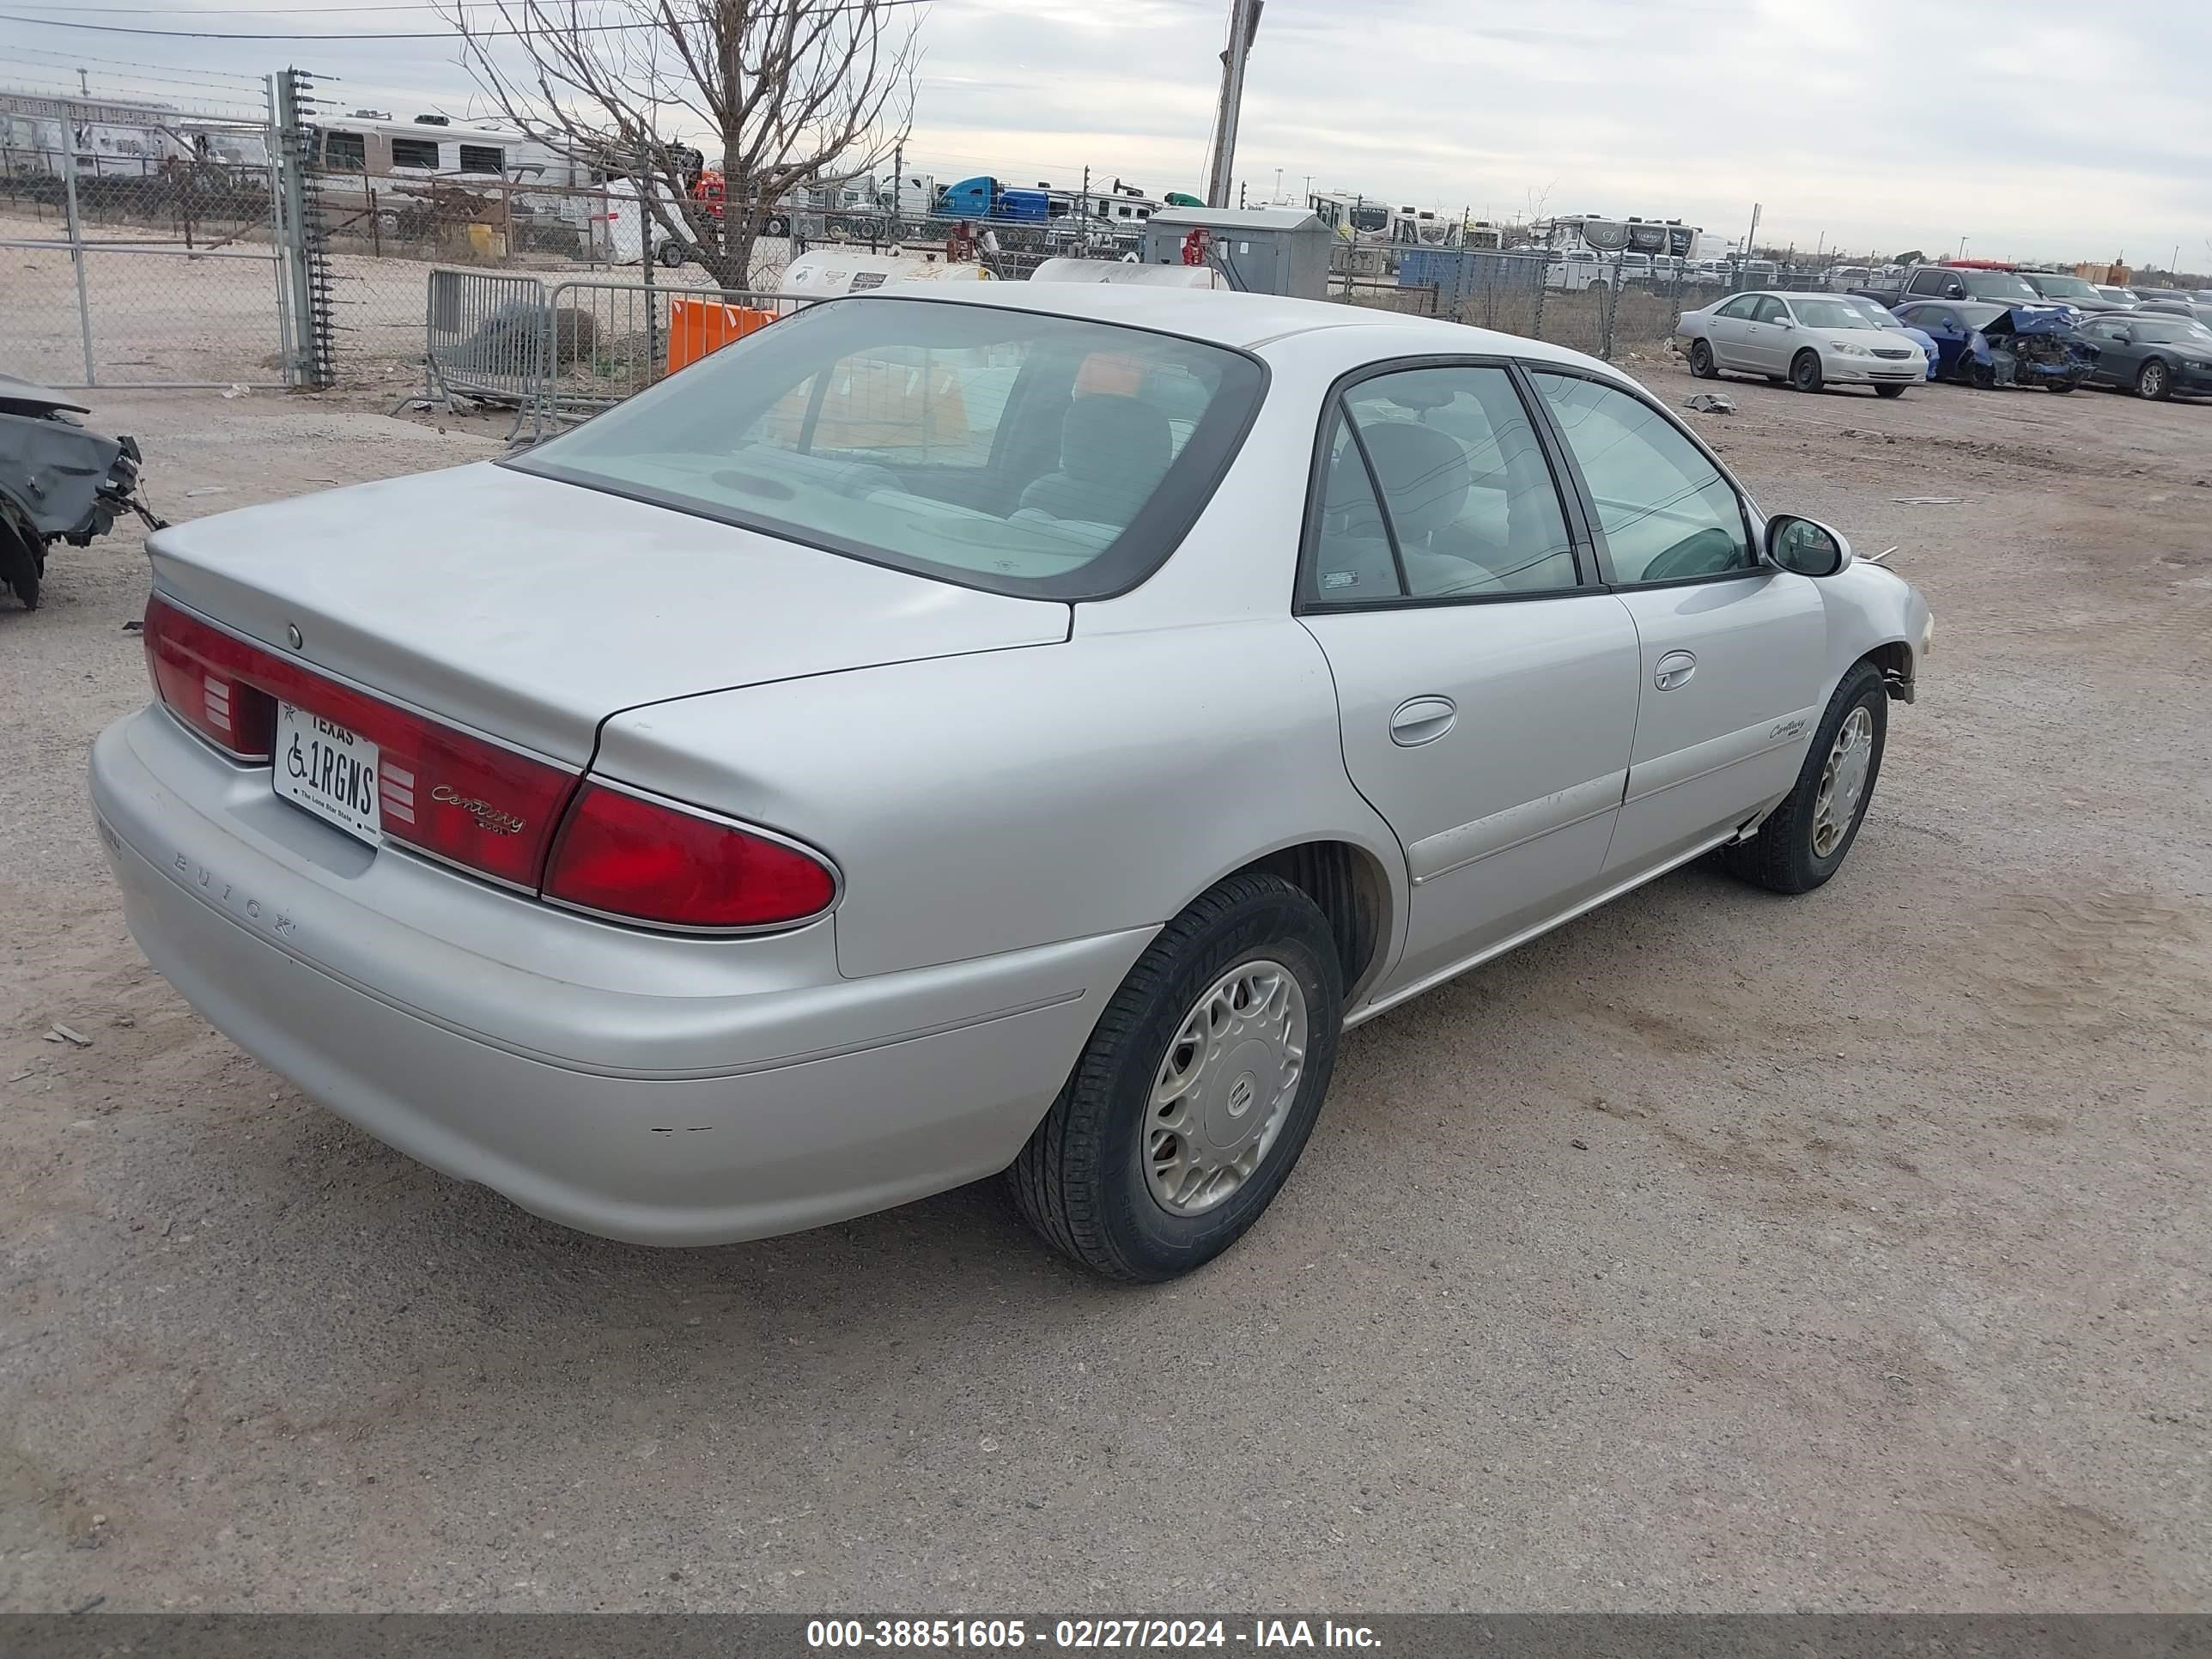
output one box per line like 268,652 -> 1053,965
543,783 -> 837,931
144,597 -> 276,760
143,596 -> 579,888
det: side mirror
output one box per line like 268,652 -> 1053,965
1765,514 -> 1853,578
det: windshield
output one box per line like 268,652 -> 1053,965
510,297 -> 1266,601
1838,297 -> 1904,331
1790,297 -> 1881,330
2125,318 -> 2212,345
1953,302 -> 2009,327
1351,205 -> 1388,233
2027,273 -> 2095,298
1960,271 -> 2038,301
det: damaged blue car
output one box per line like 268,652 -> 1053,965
1893,301 -> 2100,393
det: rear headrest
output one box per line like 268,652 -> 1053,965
1061,394 -> 1172,486
1356,420 -> 1469,538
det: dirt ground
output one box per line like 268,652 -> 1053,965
2,360 -> 2207,1613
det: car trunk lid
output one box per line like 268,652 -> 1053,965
147,461 -> 1069,764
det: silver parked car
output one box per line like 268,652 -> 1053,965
1676,290 -> 1928,395
91,286 -> 1932,1280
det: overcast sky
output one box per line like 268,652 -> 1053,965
6,0 -> 2209,266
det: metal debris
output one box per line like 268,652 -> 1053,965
1683,392 -> 1736,414
47,1023 -> 93,1048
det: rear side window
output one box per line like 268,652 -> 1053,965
390,137 -> 441,169
322,131 -> 366,171
1531,372 -> 1752,585
1311,366 -> 1578,604
512,297 -> 1266,601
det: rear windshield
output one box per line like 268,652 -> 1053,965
510,297 -> 1266,600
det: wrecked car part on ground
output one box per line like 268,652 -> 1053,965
0,374 -> 167,611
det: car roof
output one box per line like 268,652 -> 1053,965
852,279 -> 1622,372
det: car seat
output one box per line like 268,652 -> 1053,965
1017,395 -> 1174,530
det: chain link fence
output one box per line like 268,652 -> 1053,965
0,88 -> 310,388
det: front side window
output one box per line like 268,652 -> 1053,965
457,143 -> 504,175
1753,296 -> 1788,324
390,137 -> 441,169
1532,372 -> 1753,585
322,130 -> 366,171
511,298 -> 1265,601
1312,366 -> 1577,603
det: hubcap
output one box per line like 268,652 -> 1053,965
2145,366 -> 2166,394
1144,959 -> 1308,1217
1811,706 -> 1874,860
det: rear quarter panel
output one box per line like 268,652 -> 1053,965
591,621 -> 1406,981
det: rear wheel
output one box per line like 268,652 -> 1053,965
1790,349 -> 1825,392
654,240 -> 686,269
2137,360 -> 2172,400
763,213 -> 791,238
1688,338 -> 1718,379
1875,382 -> 1906,398
1723,660 -> 1887,896
1009,873 -> 1344,1281
0,526 -> 41,611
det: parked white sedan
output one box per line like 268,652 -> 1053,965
93,285 -> 1931,1280
1679,289 -> 1928,396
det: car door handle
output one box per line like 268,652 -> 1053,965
1653,651 -> 1697,691
1389,696 -> 1458,747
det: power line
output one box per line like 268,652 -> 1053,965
0,0 -> 925,40
9,40 -> 265,80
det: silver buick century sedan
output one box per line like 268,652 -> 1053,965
92,285 -> 1931,1280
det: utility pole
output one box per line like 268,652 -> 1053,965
1204,0 -> 1261,209
1741,201 -> 1760,259
77,67 -> 88,96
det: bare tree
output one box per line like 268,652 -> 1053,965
443,0 -> 919,289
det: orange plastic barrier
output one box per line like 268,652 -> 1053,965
666,298 -> 778,374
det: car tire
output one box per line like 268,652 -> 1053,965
2136,360 -> 2172,400
1790,349 -> 1824,392
1875,383 -> 1906,398
764,213 -> 790,238
1723,659 -> 1888,896
1008,872 -> 1345,1281
1688,338 -> 1718,379
654,241 -> 686,269
0,526 -> 41,611
2046,380 -> 2077,394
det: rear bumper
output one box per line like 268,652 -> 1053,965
91,707 -> 1152,1245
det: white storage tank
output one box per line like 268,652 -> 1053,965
778,250 -> 995,299
1030,258 -> 1226,289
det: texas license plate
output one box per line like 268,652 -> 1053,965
275,701 -> 381,847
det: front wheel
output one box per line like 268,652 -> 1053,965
1875,383 -> 1906,398
2136,360 -> 2172,400
1688,337 -> 1718,379
1790,349 -> 1825,392
1723,660 -> 1888,895
654,240 -> 686,268
1009,873 -> 1344,1281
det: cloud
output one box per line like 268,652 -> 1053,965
5,0 -> 2203,263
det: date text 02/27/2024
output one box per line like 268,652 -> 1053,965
805,1620 -> 1381,1650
